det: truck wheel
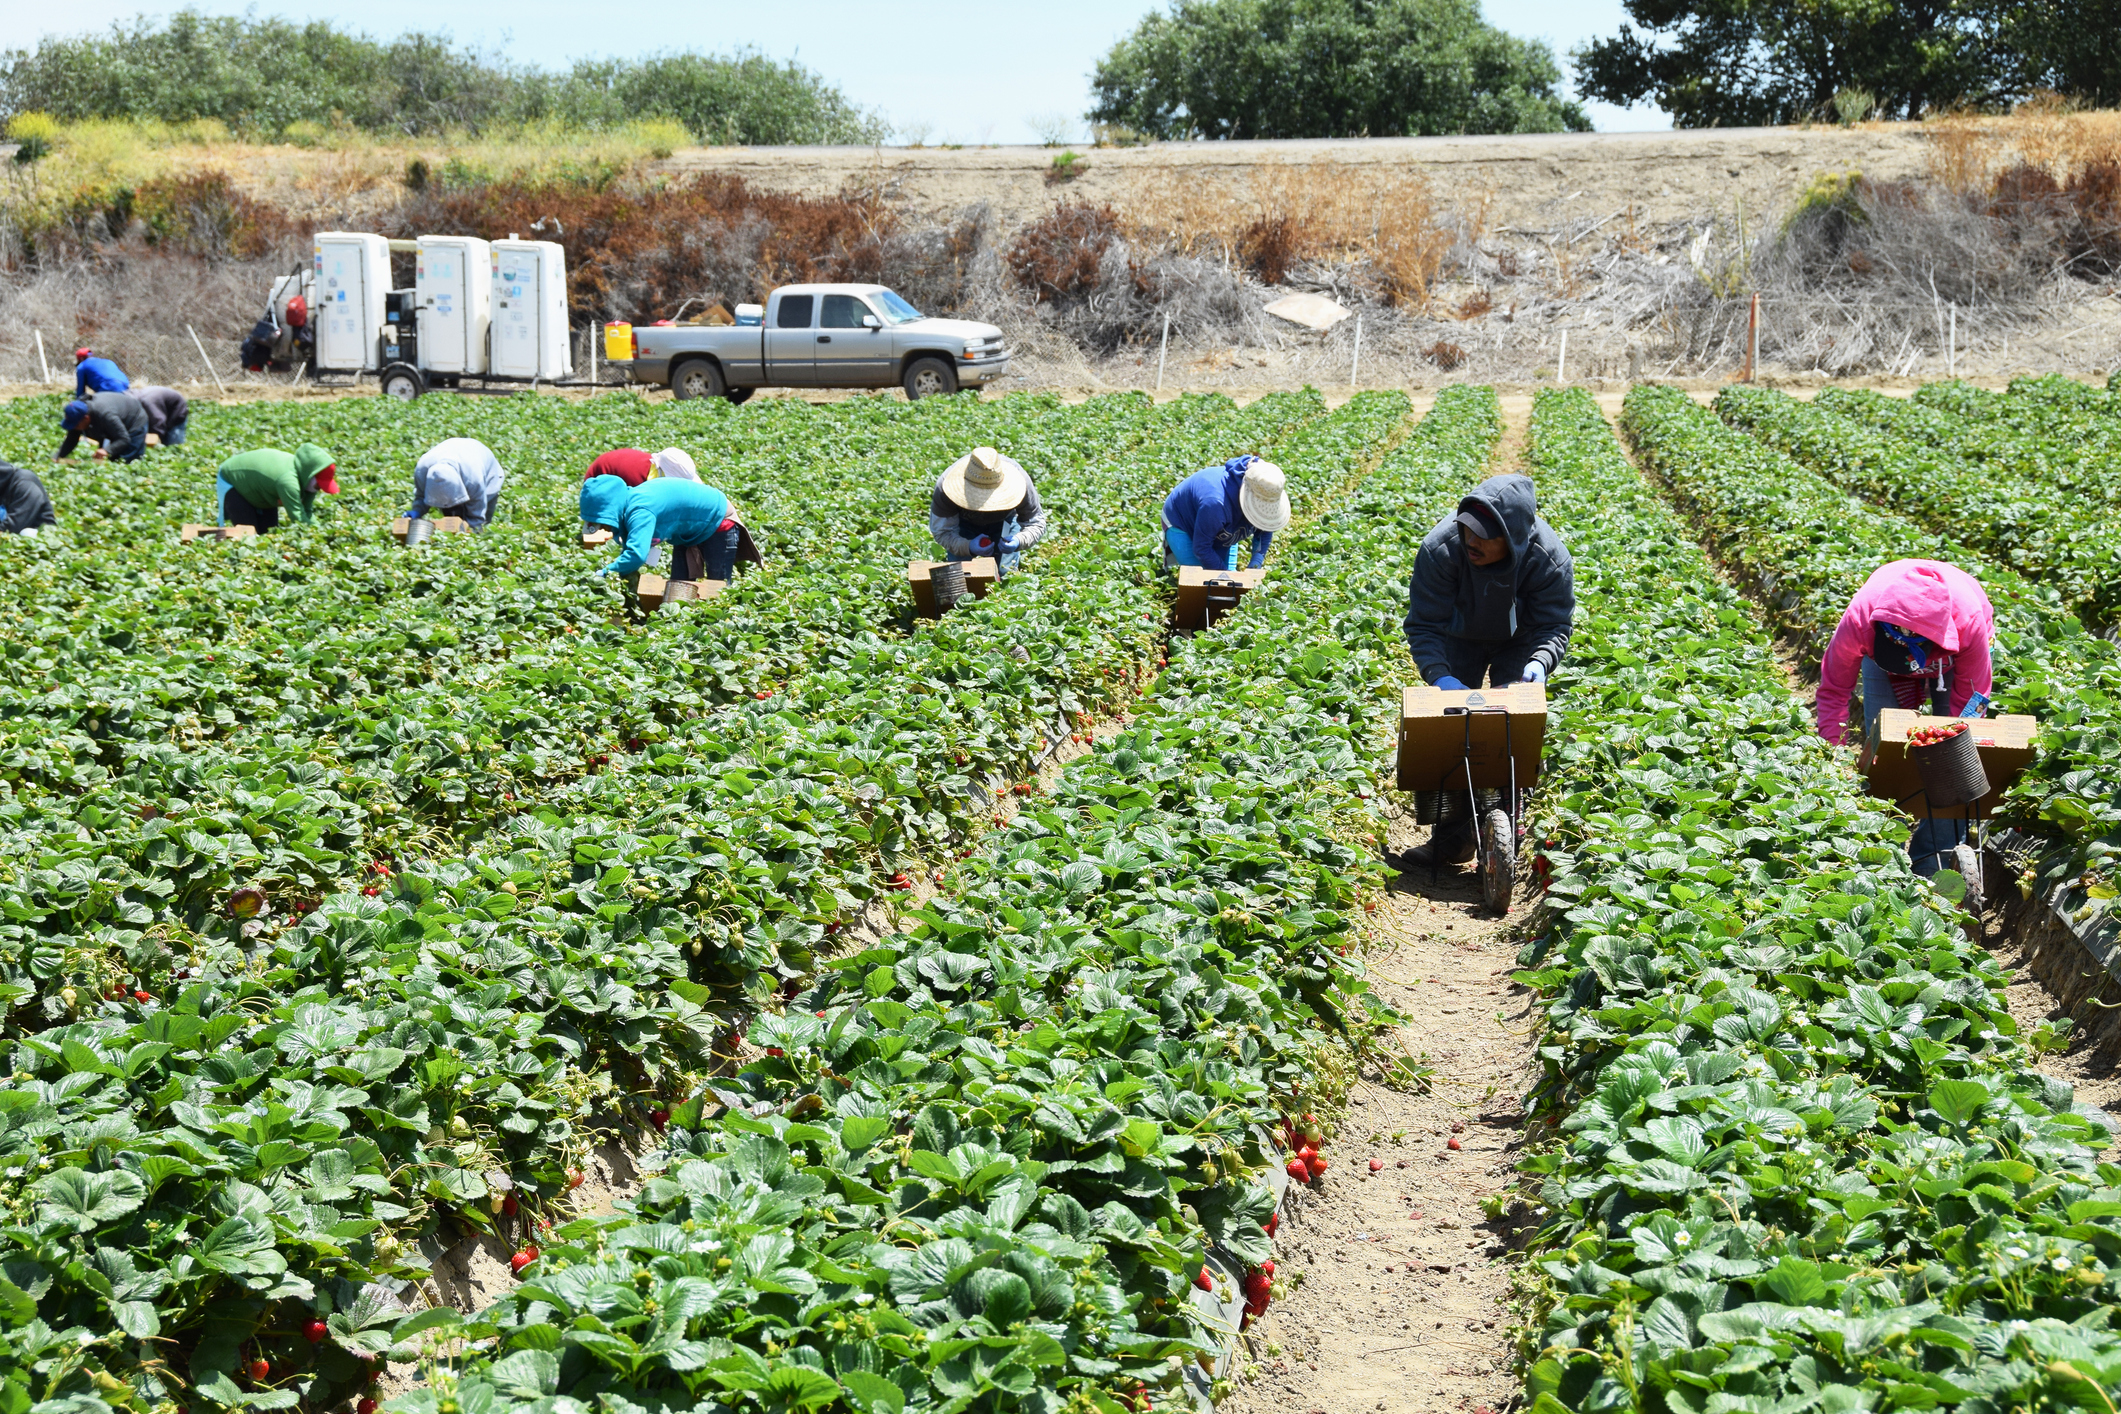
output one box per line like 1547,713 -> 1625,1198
380,363 -> 425,400
672,360 -> 726,401
725,386 -> 755,405
903,357 -> 959,400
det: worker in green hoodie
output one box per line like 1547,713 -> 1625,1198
217,443 -> 339,532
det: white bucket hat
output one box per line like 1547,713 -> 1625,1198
652,447 -> 700,481
423,460 -> 467,511
1239,459 -> 1291,533
939,446 -> 1028,511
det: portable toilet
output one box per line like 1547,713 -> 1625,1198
415,235 -> 492,376
489,239 -> 572,381
312,232 -> 390,372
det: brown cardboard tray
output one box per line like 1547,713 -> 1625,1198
908,557 -> 999,619
1395,682 -> 1547,793
180,524 -> 256,542
1173,565 -> 1264,633
1860,709 -> 2037,819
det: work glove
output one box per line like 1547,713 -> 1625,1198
999,533 -> 1021,554
1521,661 -> 1547,685
972,534 -> 996,554
1433,675 -> 1469,691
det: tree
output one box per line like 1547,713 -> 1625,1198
1987,0 -> 2121,109
1088,0 -> 1589,140
1575,0 -> 2021,126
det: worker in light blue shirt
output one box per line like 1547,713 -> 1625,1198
580,475 -> 744,583
72,349 -> 130,399
408,437 -> 506,531
1161,456 -> 1290,571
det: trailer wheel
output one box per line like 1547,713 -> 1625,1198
380,363 -> 425,400
726,386 -> 755,406
903,356 -> 958,400
1479,808 -> 1514,914
672,359 -> 726,401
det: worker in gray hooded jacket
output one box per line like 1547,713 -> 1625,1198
408,437 -> 506,531
1399,473 -> 1574,866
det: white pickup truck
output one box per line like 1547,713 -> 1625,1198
618,283 -> 1011,401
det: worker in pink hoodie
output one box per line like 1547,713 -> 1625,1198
1817,559 -> 1994,874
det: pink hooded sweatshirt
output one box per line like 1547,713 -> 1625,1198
1817,559 -> 1994,743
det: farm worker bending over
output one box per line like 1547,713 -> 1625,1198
56,392 -> 149,463
409,438 -> 506,531
136,386 -> 190,446
932,446 -> 1046,574
580,474 -> 744,584
1400,474 -> 1575,867
1161,456 -> 1289,570
1817,558 -> 1994,876
73,349 -> 130,399
584,447 -> 703,486
0,460 -> 58,536
216,443 -> 338,533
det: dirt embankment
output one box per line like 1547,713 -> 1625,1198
659,127 -> 1934,240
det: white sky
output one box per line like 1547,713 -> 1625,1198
0,0 -> 1670,140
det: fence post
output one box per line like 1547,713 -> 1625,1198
187,325 -> 228,395
1557,329 -> 1568,385
1742,293 -> 1760,382
1350,315 -> 1363,389
1948,307 -> 1957,379
33,330 -> 51,385
589,327 -> 598,389
1155,312 -> 1170,394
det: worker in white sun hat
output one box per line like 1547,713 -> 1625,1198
1161,455 -> 1290,571
408,437 -> 506,531
931,445 -> 1047,574
651,447 -> 702,482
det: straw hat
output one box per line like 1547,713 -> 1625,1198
939,446 -> 1028,511
1239,459 -> 1291,532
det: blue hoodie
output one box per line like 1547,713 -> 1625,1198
580,476 -> 732,577
1162,457 -> 1271,569
74,357 -> 130,398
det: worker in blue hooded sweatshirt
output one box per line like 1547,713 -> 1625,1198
1161,455 -> 1291,570
580,474 -> 743,585
1399,473 -> 1574,868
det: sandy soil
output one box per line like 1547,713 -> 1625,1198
1224,810 -> 1537,1414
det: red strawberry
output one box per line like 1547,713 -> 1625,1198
1309,1156 -> 1329,1176
1286,1157 -> 1310,1182
359,1402 -> 378,1414
247,1358 -> 270,1382
1261,1260 -> 1275,1276
305,1319 -> 327,1344
1297,1144 -> 1318,1162
766,1046 -> 784,1057
1368,1158 -> 1383,1171
1446,1138 -> 1462,1151
511,1246 -> 538,1274
1264,1213 -> 1279,1236
501,1193 -> 518,1217
650,1109 -> 669,1129
568,1170 -> 585,1189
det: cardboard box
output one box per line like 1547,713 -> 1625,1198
1395,682 -> 1547,793
1173,565 -> 1264,633
391,516 -> 468,543
179,524 -> 256,542
908,557 -> 999,619
645,577 -> 727,611
581,528 -> 613,548
1860,709 -> 2037,819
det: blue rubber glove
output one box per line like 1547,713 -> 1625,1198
1000,534 -> 1021,554
1521,661 -> 1547,685
1433,675 -> 1468,691
972,534 -> 995,554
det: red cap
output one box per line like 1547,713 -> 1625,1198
314,466 -> 340,495
74,348 -> 93,361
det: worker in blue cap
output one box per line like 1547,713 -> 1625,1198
56,391 -> 149,464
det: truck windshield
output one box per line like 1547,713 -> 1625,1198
873,289 -> 924,325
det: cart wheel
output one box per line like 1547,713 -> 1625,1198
1952,842 -> 1984,921
1480,809 -> 1514,914
379,363 -> 425,400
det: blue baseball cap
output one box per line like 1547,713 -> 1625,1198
1874,621 -> 1940,675
61,400 -> 88,429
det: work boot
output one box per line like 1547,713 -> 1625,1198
1398,826 -> 1476,870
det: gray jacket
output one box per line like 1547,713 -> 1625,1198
1403,473 -> 1574,682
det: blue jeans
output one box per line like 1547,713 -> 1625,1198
1162,526 -> 1240,571
159,420 -> 187,447
106,431 -> 148,463
949,515 -> 1023,575
216,472 -> 278,531
1861,655 -> 1968,876
671,524 -> 740,582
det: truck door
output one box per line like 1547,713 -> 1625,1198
816,293 -> 891,384
765,293 -> 818,386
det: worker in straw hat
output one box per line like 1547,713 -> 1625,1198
1161,455 -> 1290,571
1398,473 -> 1574,869
409,437 -> 507,531
931,446 -> 1046,574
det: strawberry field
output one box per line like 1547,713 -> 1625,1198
8,371 -> 2121,1414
